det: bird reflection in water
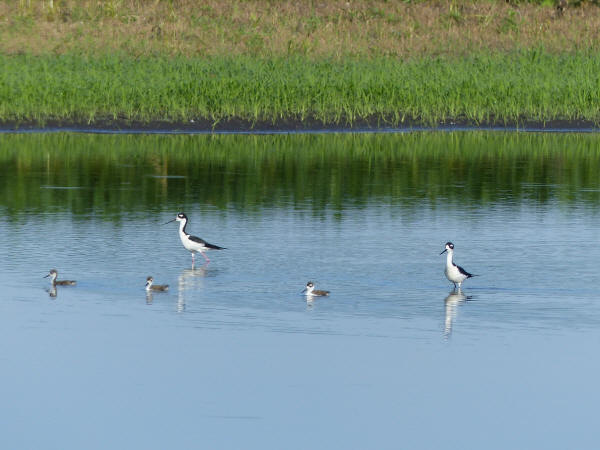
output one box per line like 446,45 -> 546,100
177,264 -> 209,313
47,286 -> 57,298
444,289 -> 472,339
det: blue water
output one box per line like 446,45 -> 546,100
1,132 -> 600,449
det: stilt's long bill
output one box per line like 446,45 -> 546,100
302,281 -> 330,297
164,212 -> 225,264
44,269 -> 76,286
440,242 -> 477,289
145,276 -> 169,292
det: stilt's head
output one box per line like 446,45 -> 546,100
440,242 -> 454,255
164,212 -> 187,225
44,269 -> 58,282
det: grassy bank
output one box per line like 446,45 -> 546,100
2,1 -> 600,128
1,52 -> 600,128
2,1 -> 600,57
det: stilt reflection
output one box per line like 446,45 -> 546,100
177,264 -> 208,313
444,289 -> 471,338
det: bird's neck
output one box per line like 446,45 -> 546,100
446,251 -> 454,267
178,219 -> 188,235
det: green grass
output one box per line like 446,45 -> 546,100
1,52 -> 600,127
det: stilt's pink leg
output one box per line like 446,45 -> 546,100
202,252 -> 210,263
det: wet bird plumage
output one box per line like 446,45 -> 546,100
303,281 -> 330,297
44,269 -> 76,286
145,276 -> 169,292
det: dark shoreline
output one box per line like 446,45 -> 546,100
1,117 -> 599,134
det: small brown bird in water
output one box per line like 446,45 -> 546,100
302,281 -> 330,297
44,269 -> 76,286
145,276 -> 169,292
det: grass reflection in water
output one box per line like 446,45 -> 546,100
0,131 -> 599,218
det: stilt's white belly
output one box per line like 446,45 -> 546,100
179,232 -> 206,253
445,265 -> 467,283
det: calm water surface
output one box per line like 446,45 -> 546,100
1,132 -> 600,449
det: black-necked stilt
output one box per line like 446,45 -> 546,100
440,242 -> 476,289
44,269 -> 76,286
302,281 -> 330,297
145,276 -> 169,292
165,212 -> 225,264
